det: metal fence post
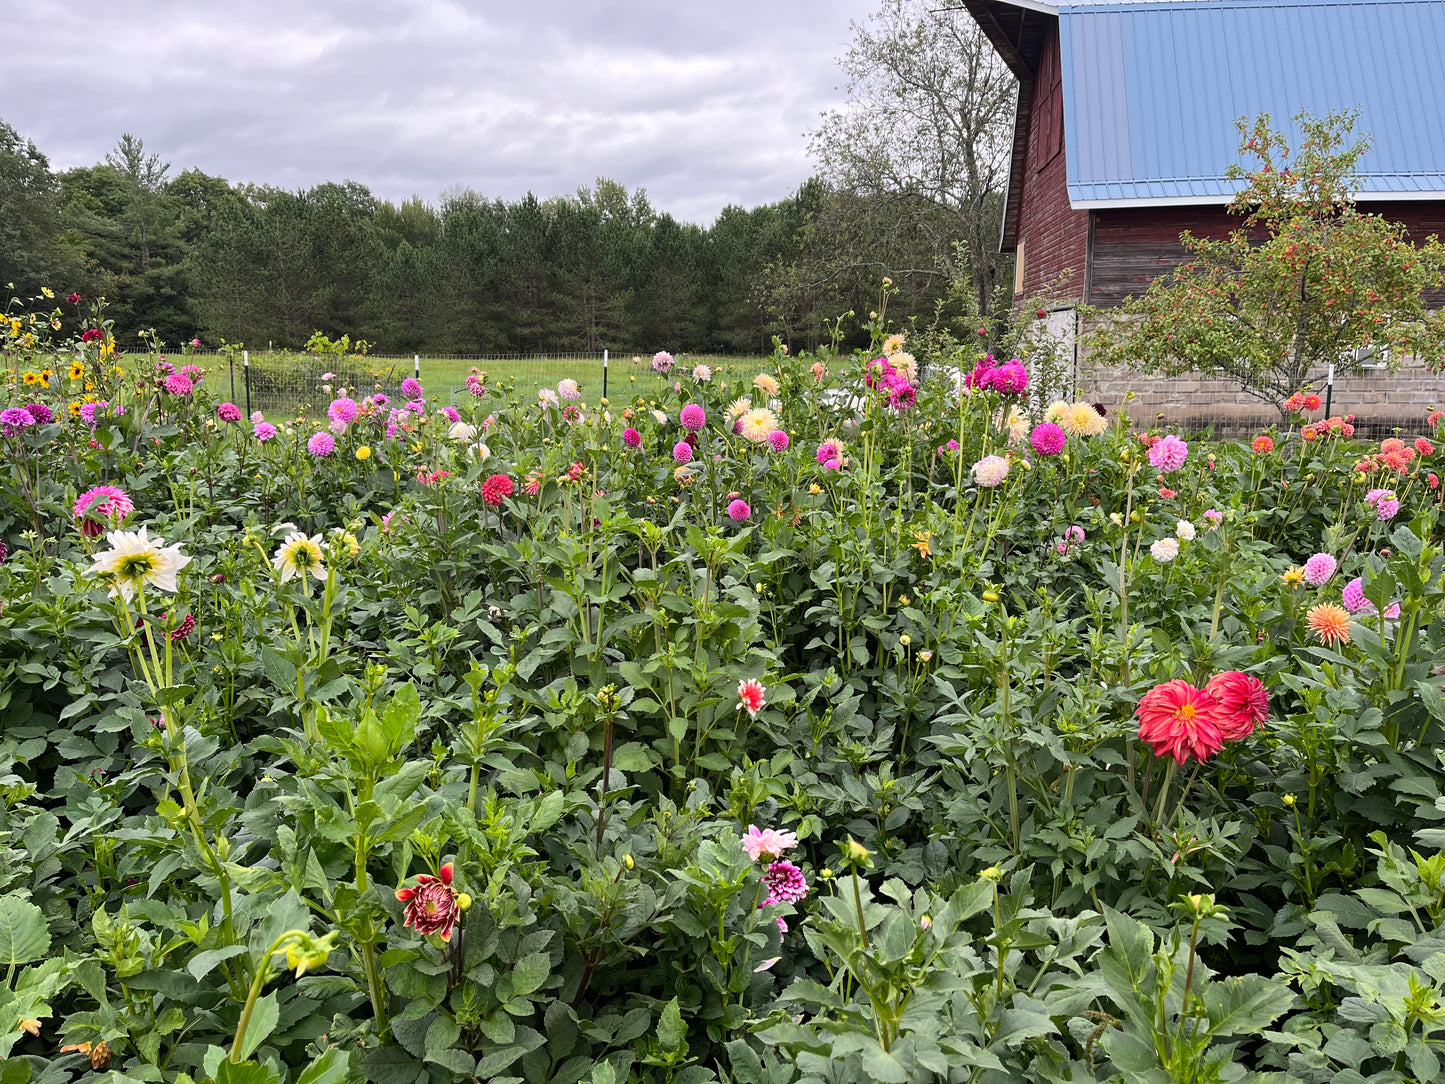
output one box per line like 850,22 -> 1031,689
603,349 -> 608,400
243,350 -> 251,418
1325,362 -> 1335,417
414,354 -> 420,386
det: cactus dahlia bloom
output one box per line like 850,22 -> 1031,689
396,862 -> 460,942
1136,679 -> 1224,765
1306,603 -> 1352,647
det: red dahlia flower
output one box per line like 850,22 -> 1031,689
1205,670 -> 1269,741
1136,680 -> 1224,765
396,862 -> 460,942
481,474 -> 514,506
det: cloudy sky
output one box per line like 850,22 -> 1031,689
2,0 -> 878,224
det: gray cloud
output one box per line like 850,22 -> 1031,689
2,0 -> 876,223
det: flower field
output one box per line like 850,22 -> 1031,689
4,298 -> 1445,1084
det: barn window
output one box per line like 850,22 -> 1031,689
1034,30 -> 1064,170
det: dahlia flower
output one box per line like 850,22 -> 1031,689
328,397 -> 359,425
651,351 -> 675,373
1176,520 -> 1196,541
481,474 -> 514,506
1205,671 -> 1269,741
449,421 -> 478,442
1252,435 -> 1274,454
1136,679 -> 1224,764
622,427 -> 641,447
75,485 -> 135,527
740,824 -> 795,862
558,378 -> 581,401
768,430 -> 790,452
1151,537 -> 1180,562
693,364 -> 712,382
727,499 -> 752,522
973,455 -> 1010,488
307,432 -> 335,457
25,403 -> 54,424
1306,604 -> 1351,646
165,373 -> 194,396
672,441 -> 693,464
737,678 -> 766,718
762,860 -> 809,905
90,527 -> 191,601
816,441 -> 841,465
1148,435 -> 1188,473
538,388 -> 559,408
680,404 -> 707,431
1303,553 -> 1337,587
253,422 -> 278,441
272,532 -> 326,584
217,402 -> 242,423
396,862 -> 460,942
1030,422 -> 1066,457
753,373 -> 780,397
738,408 -> 778,444
400,377 -> 423,398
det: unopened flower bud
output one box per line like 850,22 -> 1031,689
456,892 -> 473,911
622,855 -> 634,870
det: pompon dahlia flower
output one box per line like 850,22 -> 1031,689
1205,671 -> 1269,741
622,427 -> 641,447
737,678 -> 766,717
1136,679 -> 1224,764
396,862 -> 461,942
75,485 -> 135,534
768,429 -> 790,452
1030,422 -> 1066,457
740,824 -> 795,862
973,455 -> 1010,488
1307,603 -> 1352,646
1303,553 -> 1337,587
727,499 -> 752,522
816,441 -> 841,465
672,441 -> 694,464
680,403 -> 707,431
481,474 -> 514,507
1148,434 -> 1189,473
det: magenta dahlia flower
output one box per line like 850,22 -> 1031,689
768,430 -> 790,452
217,402 -> 242,423
672,441 -> 693,465
680,404 -> 706,431
1030,422 -> 1066,457
622,427 -> 641,447
762,860 -> 810,905
1303,553 -> 1337,587
727,499 -> 751,522
307,432 -> 336,457
1148,434 -> 1188,473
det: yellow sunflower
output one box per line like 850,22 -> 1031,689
68,361 -> 85,380
21,371 -> 38,386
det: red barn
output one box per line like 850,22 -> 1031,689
964,0 -> 1445,423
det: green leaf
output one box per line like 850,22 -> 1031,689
380,682 -> 422,752
656,998 -> 687,1054
233,992 -> 278,1061
510,951 -> 550,998
0,895 -> 50,966
295,1048 -> 350,1084
214,1060 -> 280,1084
259,646 -> 296,689
187,945 -> 249,981
1390,525 -> 1424,560
860,1044 -> 909,1083
1202,974 -> 1295,1037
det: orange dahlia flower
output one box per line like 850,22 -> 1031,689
1307,604 -> 1351,647
1136,679 -> 1224,764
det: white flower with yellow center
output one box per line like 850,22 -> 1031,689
89,527 -> 190,602
739,407 -> 778,444
272,532 -> 327,584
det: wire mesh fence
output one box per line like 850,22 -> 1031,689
198,351 -> 767,416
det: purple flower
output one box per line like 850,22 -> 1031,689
672,441 -> 693,464
1030,422 -> 1066,457
0,407 -> 34,434
727,499 -> 751,522
400,377 -> 423,398
680,404 -> 707,431
1148,434 -> 1188,473
217,402 -> 242,423
816,441 -> 840,465
22,403 -> 53,425
308,432 -> 335,457
768,430 -> 790,452
440,406 -> 460,424
622,427 -> 641,447
1303,553 -> 1337,587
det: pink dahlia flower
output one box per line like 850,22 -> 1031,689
1148,434 -> 1189,473
740,823 -> 795,862
1030,422 -> 1066,457
680,404 -> 707,431
1303,553 -> 1337,587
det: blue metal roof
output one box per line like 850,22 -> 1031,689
1058,0 -> 1445,205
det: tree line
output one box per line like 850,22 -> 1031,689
0,124 -> 972,357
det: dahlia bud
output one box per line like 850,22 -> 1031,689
456,893 -> 473,912
622,855 -> 635,870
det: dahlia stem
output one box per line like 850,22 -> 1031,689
1170,763 -> 1202,826
1151,760 -> 1178,829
